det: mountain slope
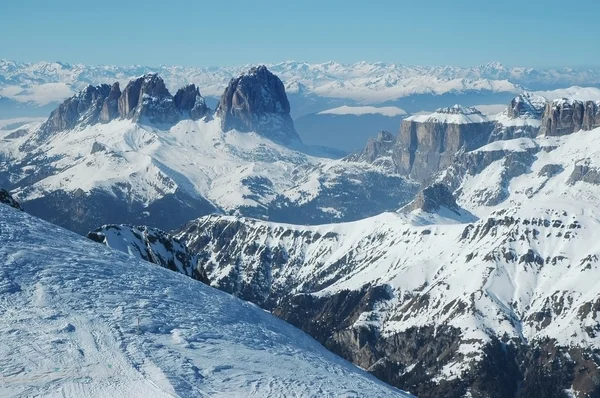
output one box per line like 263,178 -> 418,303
158,127 -> 600,397
0,203 -> 411,398
1,69 -> 418,234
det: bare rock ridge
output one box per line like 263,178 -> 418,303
401,183 -> 462,215
37,66 -> 301,144
87,224 -> 210,284
39,74 -> 209,138
0,189 -> 22,211
349,95 -> 600,185
538,98 -> 600,136
216,65 -> 300,144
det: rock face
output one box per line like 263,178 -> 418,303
217,66 -> 300,144
397,106 -> 494,182
173,84 -> 209,120
39,84 -> 113,138
488,93 -> 546,142
0,189 -> 22,210
344,131 -> 397,171
174,206 -> 600,398
38,74 -> 210,137
88,224 -> 209,284
538,98 -> 600,136
401,183 -> 461,214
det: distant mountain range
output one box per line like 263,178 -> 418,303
2,59 -> 600,115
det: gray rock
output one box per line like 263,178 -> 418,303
99,82 -> 121,123
488,93 -> 547,143
118,73 -> 180,125
38,84 -> 112,138
567,160 -> 600,185
402,183 -> 461,215
88,224 -> 209,284
216,66 -> 300,144
396,106 -> 494,182
174,84 -> 209,120
344,131 -> 397,171
539,99 -> 600,136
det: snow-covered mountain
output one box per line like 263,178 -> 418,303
3,59 -> 600,119
161,126 -> 600,398
0,68 -> 418,234
0,202 -> 412,397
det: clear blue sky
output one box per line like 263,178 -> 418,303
1,0 -> 598,68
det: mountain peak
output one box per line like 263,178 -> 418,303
216,66 -> 300,144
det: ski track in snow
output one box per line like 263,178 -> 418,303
0,205 -> 411,398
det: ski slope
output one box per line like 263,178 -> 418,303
0,204 -> 411,398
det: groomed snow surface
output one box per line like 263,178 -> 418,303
0,205 -> 411,398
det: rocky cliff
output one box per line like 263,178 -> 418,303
38,74 -> 209,138
0,189 -> 22,210
539,98 -> 600,136
88,224 -> 209,284
216,65 -> 300,144
488,93 -> 546,142
397,106 -> 494,182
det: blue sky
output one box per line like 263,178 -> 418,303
2,0 -> 598,68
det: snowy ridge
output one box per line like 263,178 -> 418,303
317,105 -> 407,117
3,59 -> 600,107
0,204 -> 411,397
405,105 -> 490,124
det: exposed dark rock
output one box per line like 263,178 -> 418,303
567,160 -> 600,185
216,65 -> 300,144
402,183 -> 461,215
173,84 -> 209,120
88,224 -> 210,284
118,73 -> 180,125
38,84 -> 112,138
539,99 -> 600,137
99,82 -> 121,122
396,106 -> 494,183
36,74 -> 211,138
344,131 -> 397,171
488,93 -> 547,142
0,189 -> 22,210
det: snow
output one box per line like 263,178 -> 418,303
318,105 -> 407,117
535,86 -> 600,102
405,106 -> 490,124
4,117 -> 320,211
472,137 -> 538,153
0,204 -> 411,397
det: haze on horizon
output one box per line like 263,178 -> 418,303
1,0 -> 599,69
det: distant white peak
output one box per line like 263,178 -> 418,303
318,105 -> 407,117
436,104 -> 482,115
535,86 -> 600,102
284,80 -> 308,94
405,105 -> 490,124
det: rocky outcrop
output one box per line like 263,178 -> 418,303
38,74 -> 211,137
488,93 -> 546,142
344,131 -> 397,171
567,159 -> 600,185
99,82 -> 121,122
396,105 -> 494,182
401,183 -> 461,214
173,84 -> 209,120
0,189 -> 22,210
216,65 -> 300,144
88,224 -> 209,284
39,84 -> 113,138
538,98 -> 600,136
118,73 -> 181,125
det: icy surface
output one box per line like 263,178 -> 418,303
0,204 -> 410,397
318,105 -> 407,117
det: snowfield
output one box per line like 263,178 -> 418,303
0,204 -> 411,397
